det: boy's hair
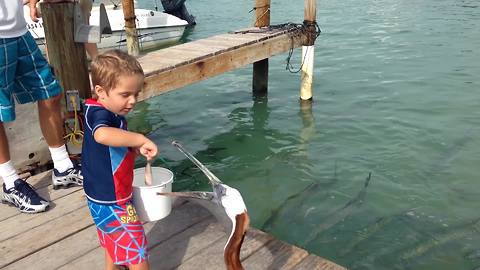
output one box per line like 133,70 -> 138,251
90,49 -> 144,93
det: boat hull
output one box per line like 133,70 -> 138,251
24,6 -> 188,52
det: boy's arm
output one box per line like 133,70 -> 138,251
94,127 -> 158,159
94,127 -> 146,148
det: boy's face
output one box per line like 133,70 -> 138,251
95,74 -> 144,116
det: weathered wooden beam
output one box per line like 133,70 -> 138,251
40,2 -> 90,99
138,30 -> 305,102
122,0 -> 140,56
300,0 -> 317,101
252,0 -> 271,95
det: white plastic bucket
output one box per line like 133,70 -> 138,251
132,167 -> 173,222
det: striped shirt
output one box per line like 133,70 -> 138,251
82,98 -> 135,205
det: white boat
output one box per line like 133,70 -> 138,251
24,4 -> 188,52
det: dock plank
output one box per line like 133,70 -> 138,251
138,26 -> 305,101
242,237 -> 309,270
0,204 -> 92,268
176,228 -> 274,270
0,189 -> 85,242
149,217 -> 225,269
293,254 -> 348,270
0,191 -> 346,270
192,40 -> 238,51
2,226 -> 97,270
56,200 -> 212,270
0,185 -> 82,220
0,170 -> 81,221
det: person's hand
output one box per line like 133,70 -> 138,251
138,138 -> 158,161
42,0 -> 74,2
28,1 -> 40,22
31,0 -> 76,21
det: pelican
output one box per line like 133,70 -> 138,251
159,141 -> 249,270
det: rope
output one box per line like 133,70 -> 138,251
285,21 -> 322,73
64,95 -> 84,146
252,7 -> 270,27
285,45 -> 309,74
231,22 -> 321,73
109,0 -> 120,9
248,4 -> 270,13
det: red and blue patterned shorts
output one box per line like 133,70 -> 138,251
87,200 -> 148,265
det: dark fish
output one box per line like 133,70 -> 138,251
261,161 -> 338,231
304,172 -> 372,246
466,250 -> 480,260
400,217 -> 480,261
339,207 -> 420,257
422,127 -> 475,185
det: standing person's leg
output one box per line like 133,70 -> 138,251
15,32 -> 83,189
37,94 -> 63,147
0,36 -> 49,213
0,124 -> 20,190
0,123 -> 11,164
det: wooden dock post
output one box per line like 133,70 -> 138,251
300,0 -> 317,101
40,2 -> 90,99
122,0 -> 140,56
252,0 -> 270,95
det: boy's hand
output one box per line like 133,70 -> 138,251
138,138 -> 158,160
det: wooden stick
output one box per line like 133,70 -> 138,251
304,0 -> 316,22
300,46 -> 315,100
144,160 -> 153,186
254,0 -> 270,27
122,0 -> 140,56
252,0 -> 271,95
41,2 -> 90,98
300,0 -> 317,100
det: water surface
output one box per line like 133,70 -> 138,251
131,0 -> 480,269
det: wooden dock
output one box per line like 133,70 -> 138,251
6,25 -> 310,169
137,25 -> 306,101
0,171 -> 346,270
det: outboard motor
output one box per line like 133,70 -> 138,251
160,0 -> 196,26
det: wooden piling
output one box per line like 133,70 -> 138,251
122,0 -> 140,56
40,2 -> 90,99
304,0 -> 317,27
300,0 -> 317,101
252,0 -> 270,95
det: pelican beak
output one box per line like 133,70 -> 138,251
158,191 -> 216,201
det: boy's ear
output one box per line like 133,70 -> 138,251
94,85 -> 106,99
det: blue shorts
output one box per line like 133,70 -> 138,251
0,32 -> 62,122
87,200 -> 148,266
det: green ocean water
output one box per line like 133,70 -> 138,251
130,0 -> 480,269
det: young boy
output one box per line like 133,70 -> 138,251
82,49 -> 157,270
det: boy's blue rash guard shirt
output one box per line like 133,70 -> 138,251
82,98 -> 135,205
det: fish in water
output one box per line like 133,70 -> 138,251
304,172 -> 372,246
400,217 -> 480,261
422,127 -> 476,186
467,249 -> 480,260
261,161 -> 338,231
159,141 -> 249,270
339,207 -> 420,257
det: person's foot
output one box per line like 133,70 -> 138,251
52,162 -> 83,190
2,179 -> 49,213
